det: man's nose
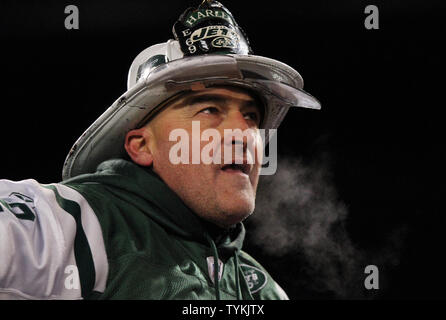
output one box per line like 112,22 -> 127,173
221,110 -> 250,131
220,110 -> 257,156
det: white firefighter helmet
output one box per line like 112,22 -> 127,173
62,0 -> 321,180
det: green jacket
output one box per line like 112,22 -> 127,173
65,159 -> 287,300
0,159 -> 287,300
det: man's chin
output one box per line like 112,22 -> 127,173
215,200 -> 255,227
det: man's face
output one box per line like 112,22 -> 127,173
128,86 -> 264,228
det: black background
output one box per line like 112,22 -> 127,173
0,0 -> 445,300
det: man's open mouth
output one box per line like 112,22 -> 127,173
220,163 -> 251,175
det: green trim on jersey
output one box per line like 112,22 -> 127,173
43,185 -> 96,298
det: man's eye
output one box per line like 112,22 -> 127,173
244,112 -> 259,122
199,107 -> 219,115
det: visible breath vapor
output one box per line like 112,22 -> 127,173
249,155 -> 376,298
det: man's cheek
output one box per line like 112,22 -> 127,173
254,134 -> 264,165
250,167 -> 260,189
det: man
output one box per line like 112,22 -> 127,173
0,0 -> 320,299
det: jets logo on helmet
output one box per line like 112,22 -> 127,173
173,0 -> 251,56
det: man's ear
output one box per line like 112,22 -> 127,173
124,127 -> 154,166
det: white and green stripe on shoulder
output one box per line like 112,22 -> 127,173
0,179 -> 108,300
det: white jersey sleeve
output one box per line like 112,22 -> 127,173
0,179 -> 108,300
